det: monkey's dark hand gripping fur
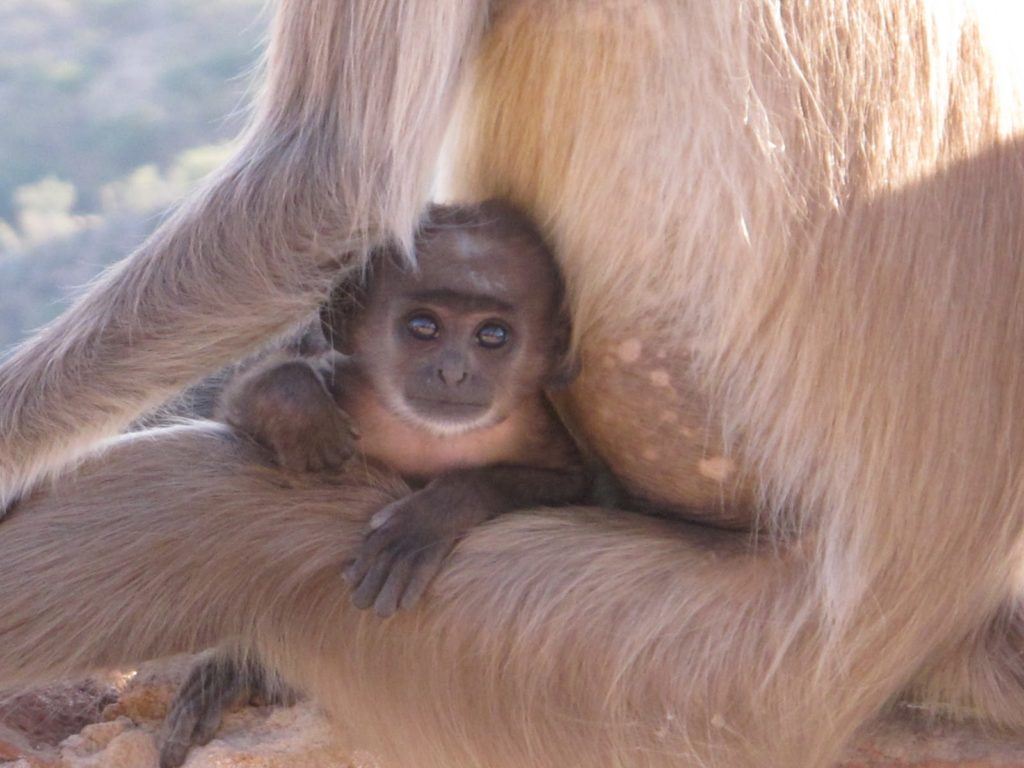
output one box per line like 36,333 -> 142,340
345,465 -> 588,617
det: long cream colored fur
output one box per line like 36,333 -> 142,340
2,1 -> 1024,766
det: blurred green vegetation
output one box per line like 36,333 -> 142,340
0,0 -> 264,353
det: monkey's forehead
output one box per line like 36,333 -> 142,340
384,231 -> 560,303
383,261 -> 543,308
418,227 -> 555,269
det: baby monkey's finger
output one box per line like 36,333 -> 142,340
342,556 -> 367,588
351,552 -> 396,610
399,549 -> 446,611
343,526 -> 392,586
373,556 -> 415,618
369,500 -> 402,530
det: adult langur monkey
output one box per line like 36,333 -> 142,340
2,1 -> 1024,767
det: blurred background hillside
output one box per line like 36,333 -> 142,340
0,0 -> 264,354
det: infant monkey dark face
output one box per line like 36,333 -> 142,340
335,203 -> 574,434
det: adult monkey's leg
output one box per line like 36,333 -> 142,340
0,425 -> 802,768
0,424 -> 407,686
0,1 -> 489,507
0,425 -> 1020,768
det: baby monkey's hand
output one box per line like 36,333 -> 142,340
219,357 -> 358,473
343,479 -> 499,617
264,400 -> 357,473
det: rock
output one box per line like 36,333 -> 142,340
0,678 -> 119,749
61,717 -> 133,756
0,736 -> 25,761
8,660 -> 1024,767
100,659 -> 191,723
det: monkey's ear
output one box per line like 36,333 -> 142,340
319,279 -> 366,355
320,244 -> 401,353
546,310 -> 581,391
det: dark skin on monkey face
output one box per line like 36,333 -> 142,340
352,228 -> 568,438
216,217 -> 585,620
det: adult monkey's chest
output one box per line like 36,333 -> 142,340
557,333 -> 754,529
438,0 -> 759,528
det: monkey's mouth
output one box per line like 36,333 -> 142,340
406,396 -> 490,419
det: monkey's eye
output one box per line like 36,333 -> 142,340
476,323 -> 510,349
407,314 -> 440,340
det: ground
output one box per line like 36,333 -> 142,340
2,658 -> 1023,767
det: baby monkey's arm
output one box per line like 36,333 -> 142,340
345,464 -> 588,617
217,353 -> 358,472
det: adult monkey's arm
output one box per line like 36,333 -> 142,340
0,1 -> 489,507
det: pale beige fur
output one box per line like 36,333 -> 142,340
2,1 -> 1024,767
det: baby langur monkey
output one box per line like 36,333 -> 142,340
160,201 -> 584,768
223,200 -> 584,616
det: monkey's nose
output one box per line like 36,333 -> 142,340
438,367 -> 469,386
